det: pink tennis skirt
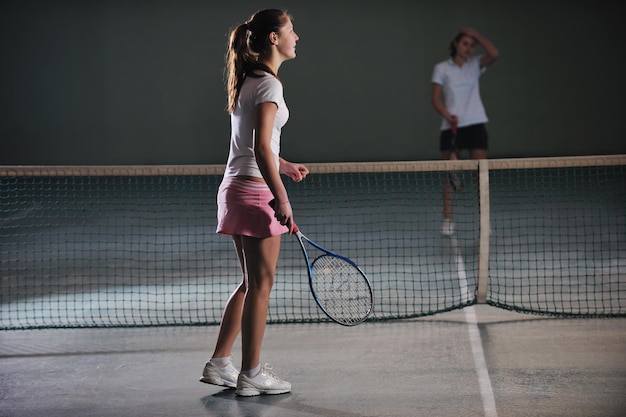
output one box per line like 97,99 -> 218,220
216,176 -> 288,238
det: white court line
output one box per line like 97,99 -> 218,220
450,236 -> 497,416
449,237 -> 471,303
464,306 -> 498,417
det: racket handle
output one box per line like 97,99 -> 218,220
268,199 -> 299,232
451,120 -> 458,135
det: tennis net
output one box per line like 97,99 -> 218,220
1,155 -> 625,329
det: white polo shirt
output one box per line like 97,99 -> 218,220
431,55 -> 487,130
224,71 -> 289,178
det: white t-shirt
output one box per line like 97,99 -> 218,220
431,55 -> 487,130
224,72 -> 289,178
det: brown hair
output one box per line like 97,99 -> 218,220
448,33 -> 475,58
224,9 -> 290,113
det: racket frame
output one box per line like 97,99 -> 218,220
292,226 -> 374,326
268,199 -> 373,325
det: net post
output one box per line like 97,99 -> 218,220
477,159 -> 490,304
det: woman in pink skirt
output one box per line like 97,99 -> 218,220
199,9 -> 309,397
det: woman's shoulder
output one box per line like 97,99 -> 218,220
246,71 -> 281,87
434,58 -> 454,70
243,72 -> 283,104
256,73 -> 283,93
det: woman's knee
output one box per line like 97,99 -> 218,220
469,149 -> 488,159
246,270 -> 275,293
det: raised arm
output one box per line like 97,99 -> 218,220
460,27 -> 499,67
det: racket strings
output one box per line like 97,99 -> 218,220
310,255 -> 372,325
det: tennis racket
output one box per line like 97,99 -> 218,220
270,200 -> 373,326
448,120 -> 463,191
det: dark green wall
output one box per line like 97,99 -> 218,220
1,0 -> 624,165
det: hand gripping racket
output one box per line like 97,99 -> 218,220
270,200 -> 374,326
448,120 -> 463,191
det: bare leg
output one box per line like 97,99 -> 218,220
240,234 -> 281,372
468,149 -> 487,160
442,150 -> 455,220
211,236 -> 247,359
468,148 -> 487,197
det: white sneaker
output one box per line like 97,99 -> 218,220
235,364 -> 291,396
200,360 -> 239,388
441,219 -> 455,236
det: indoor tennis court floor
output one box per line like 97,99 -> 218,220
1,304 -> 625,417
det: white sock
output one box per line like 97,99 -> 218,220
209,356 -> 231,368
241,364 -> 261,378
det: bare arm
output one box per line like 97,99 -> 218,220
431,83 -> 457,125
461,27 -> 499,67
279,157 -> 309,182
253,102 -> 295,231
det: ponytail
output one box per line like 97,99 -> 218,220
224,9 -> 289,113
225,24 -> 252,113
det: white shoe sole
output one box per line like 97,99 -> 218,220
199,376 -> 236,388
235,386 -> 290,396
